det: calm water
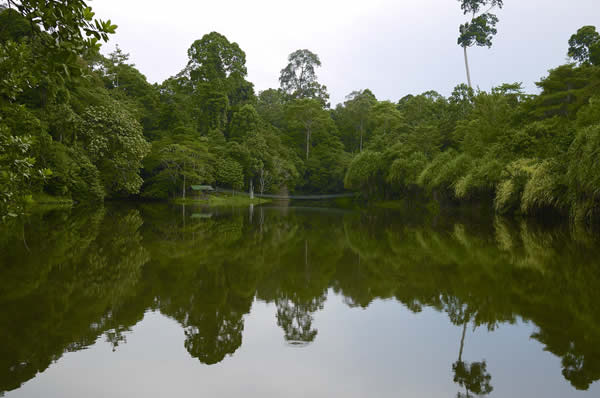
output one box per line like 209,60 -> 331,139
1,202 -> 600,397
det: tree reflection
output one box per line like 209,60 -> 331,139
0,206 -> 149,394
453,360 -> 493,397
1,204 -> 600,395
276,295 -> 324,345
184,314 -> 244,365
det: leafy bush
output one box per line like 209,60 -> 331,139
567,124 -> 600,223
344,151 -> 385,196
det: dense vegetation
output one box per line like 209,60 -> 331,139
1,1 -> 600,223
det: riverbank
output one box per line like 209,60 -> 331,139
28,193 -> 74,207
173,194 -> 271,207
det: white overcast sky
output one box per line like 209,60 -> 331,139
91,0 -> 600,106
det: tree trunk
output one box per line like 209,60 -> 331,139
458,321 -> 467,362
463,46 -> 473,89
182,203 -> 186,240
182,172 -> 186,200
249,179 -> 254,199
359,120 -> 364,152
306,128 -> 311,160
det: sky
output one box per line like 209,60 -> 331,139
91,0 -> 600,106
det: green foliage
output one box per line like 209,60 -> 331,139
44,142 -> 104,202
279,49 -> 329,106
284,98 -> 335,161
493,159 -> 540,214
3,0 -> 116,87
458,13 -> 499,48
576,96 -> 600,128
457,0 -> 504,88
454,156 -> 503,200
344,151 -> 385,197
0,40 -> 33,101
79,103 -> 150,196
521,159 -> 566,214
2,2 -> 600,228
215,157 -> 244,191
532,64 -> 600,120
256,88 -> 285,128
567,124 -> 600,223
186,32 -> 247,84
304,137 -> 349,193
568,26 -> 600,66
387,152 -> 427,187
0,127 -> 41,218
332,89 -> 377,152
229,104 -> 260,141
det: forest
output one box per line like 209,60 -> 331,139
1,0 -> 600,224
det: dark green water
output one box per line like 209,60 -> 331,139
1,203 -> 599,397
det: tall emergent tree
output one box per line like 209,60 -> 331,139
457,0 -> 504,88
568,26 -> 600,66
184,32 -> 252,132
279,49 -> 329,106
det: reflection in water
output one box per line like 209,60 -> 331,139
1,204 -> 600,396
453,360 -> 493,398
0,206 -> 149,394
276,295 -> 324,345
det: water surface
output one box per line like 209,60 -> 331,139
1,203 -> 599,397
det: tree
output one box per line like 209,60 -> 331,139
184,32 -> 251,132
284,99 -> 334,160
159,143 -> 214,199
304,136 -> 349,193
4,0 -> 117,82
343,89 -> 377,152
453,360 -> 494,397
215,157 -> 244,192
457,0 -> 504,88
275,296 -> 322,344
568,26 -> 600,66
256,88 -> 286,128
279,49 -> 329,106
186,32 -> 247,85
368,101 -> 406,147
79,103 -> 151,196
229,104 -> 260,141
344,150 -> 385,197
0,127 -> 49,219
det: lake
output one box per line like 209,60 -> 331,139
1,202 -> 599,397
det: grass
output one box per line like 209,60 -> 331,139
28,193 -> 74,206
173,193 -> 271,207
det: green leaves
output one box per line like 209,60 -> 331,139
344,150 -> 385,196
458,0 -> 503,15
279,49 -> 329,107
79,103 -> 151,196
457,0 -> 504,88
186,32 -> 247,83
568,26 -> 600,66
0,126 -> 38,219
4,0 -> 117,89
215,157 -> 244,190
458,13 -> 499,48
